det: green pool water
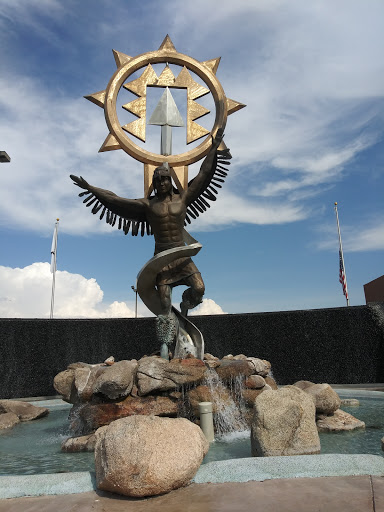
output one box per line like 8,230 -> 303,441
0,391 -> 383,475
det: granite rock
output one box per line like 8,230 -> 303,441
251,386 -> 320,456
0,400 -> 49,421
95,415 -> 209,497
317,409 -> 365,432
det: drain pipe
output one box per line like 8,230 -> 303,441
199,402 -> 214,442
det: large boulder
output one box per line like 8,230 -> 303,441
303,383 -> 341,414
0,400 -> 49,421
137,356 -> 206,395
317,409 -> 365,432
251,386 -> 320,457
93,359 -> 137,400
244,375 -> 266,389
242,385 -> 271,408
95,415 -> 209,497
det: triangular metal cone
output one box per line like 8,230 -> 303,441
188,99 -> 210,122
112,49 -> 132,68
148,87 -> 184,127
187,121 -> 210,144
201,57 -> 221,75
158,35 -> 176,52
124,64 -> 158,97
156,65 -> 176,86
122,117 -> 146,142
99,133 -> 121,153
227,97 -> 246,115
84,90 -> 106,108
122,96 -> 146,118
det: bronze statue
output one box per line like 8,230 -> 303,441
71,129 -> 231,342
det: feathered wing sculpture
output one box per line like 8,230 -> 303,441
70,140 -> 231,232
182,147 -> 232,226
70,175 -> 152,236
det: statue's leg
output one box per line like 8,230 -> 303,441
156,284 -> 177,360
180,273 -> 205,316
157,284 -> 172,315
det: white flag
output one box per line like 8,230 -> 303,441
50,221 -> 59,273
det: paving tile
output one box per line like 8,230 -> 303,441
371,476 -> 384,512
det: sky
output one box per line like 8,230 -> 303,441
0,0 -> 383,318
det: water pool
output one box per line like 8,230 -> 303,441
0,391 -> 383,475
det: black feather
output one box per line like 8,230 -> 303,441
193,200 -> 205,213
185,213 -> 191,224
83,193 -> 94,203
112,214 -> 117,227
92,202 -> 101,214
211,181 -> 222,188
187,208 -> 197,220
79,191 -> 91,197
100,206 -> 106,220
189,204 -> 200,217
132,221 -> 139,236
199,196 -> 211,208
85,197 -> 97,207
212,176 -> 225,183
141,222 -> 145,236
118,217 -> 122,230
208,185 -> 218,194
146,222 -> 151,235
123,219 -> 131,235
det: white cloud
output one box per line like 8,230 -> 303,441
317,219 -> 384,253
0,262 -> 137,318
189,298 -> 227,316
1,0 -> 383,238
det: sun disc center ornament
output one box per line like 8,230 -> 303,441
85,35 -> 245,196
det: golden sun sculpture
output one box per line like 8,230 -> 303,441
85,35 -> 245,197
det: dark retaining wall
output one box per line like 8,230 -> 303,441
1,303 -> 383,399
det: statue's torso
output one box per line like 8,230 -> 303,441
146,195 -> 186,245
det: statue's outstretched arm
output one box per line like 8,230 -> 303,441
180,129 -> 232,225
70,175 -> 151,236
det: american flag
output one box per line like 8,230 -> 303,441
339,249 -> 348,299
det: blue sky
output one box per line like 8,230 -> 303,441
0,0 -> 383,318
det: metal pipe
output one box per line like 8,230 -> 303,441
199,401 -> 214,442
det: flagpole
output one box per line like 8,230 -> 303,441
334,203 -> 349,306
50,219 -> 59,319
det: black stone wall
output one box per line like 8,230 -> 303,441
1,303 -> 383,399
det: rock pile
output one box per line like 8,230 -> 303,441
53,353 -> 275,447
292,381 -> 365,432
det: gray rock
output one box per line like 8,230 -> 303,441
61,434 -> 96,452
340,398 -> 360,406
317,409 -> 365,432
304,383 -> 341,414
244,375 -> 266,389
0,400 -> 49,421
93,360 -> 137,400
95,415 -> 209,497
251,386 -> 320,457
137,356 -> 206,395
246,358 -> 271,377
0,412 -> 20,429
53,369 -> 75,402
293,380 -> 315,390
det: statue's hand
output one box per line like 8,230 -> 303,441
212,127 -> 224,147
70,174 -> 90,190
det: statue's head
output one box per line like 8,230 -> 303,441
152,164 -> 173,196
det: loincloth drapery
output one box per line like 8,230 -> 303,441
155,241 -> 201,287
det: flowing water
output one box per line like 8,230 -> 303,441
0,391 -> 383,475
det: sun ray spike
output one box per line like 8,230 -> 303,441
158,35 -> 176,52
201,57 -> 221,75
99,133 -> 122,152
84,90 -> 106,108
227,97 -> 246,115
112,49 -> 132,68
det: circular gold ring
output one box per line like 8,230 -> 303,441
104,49 -> 227,166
